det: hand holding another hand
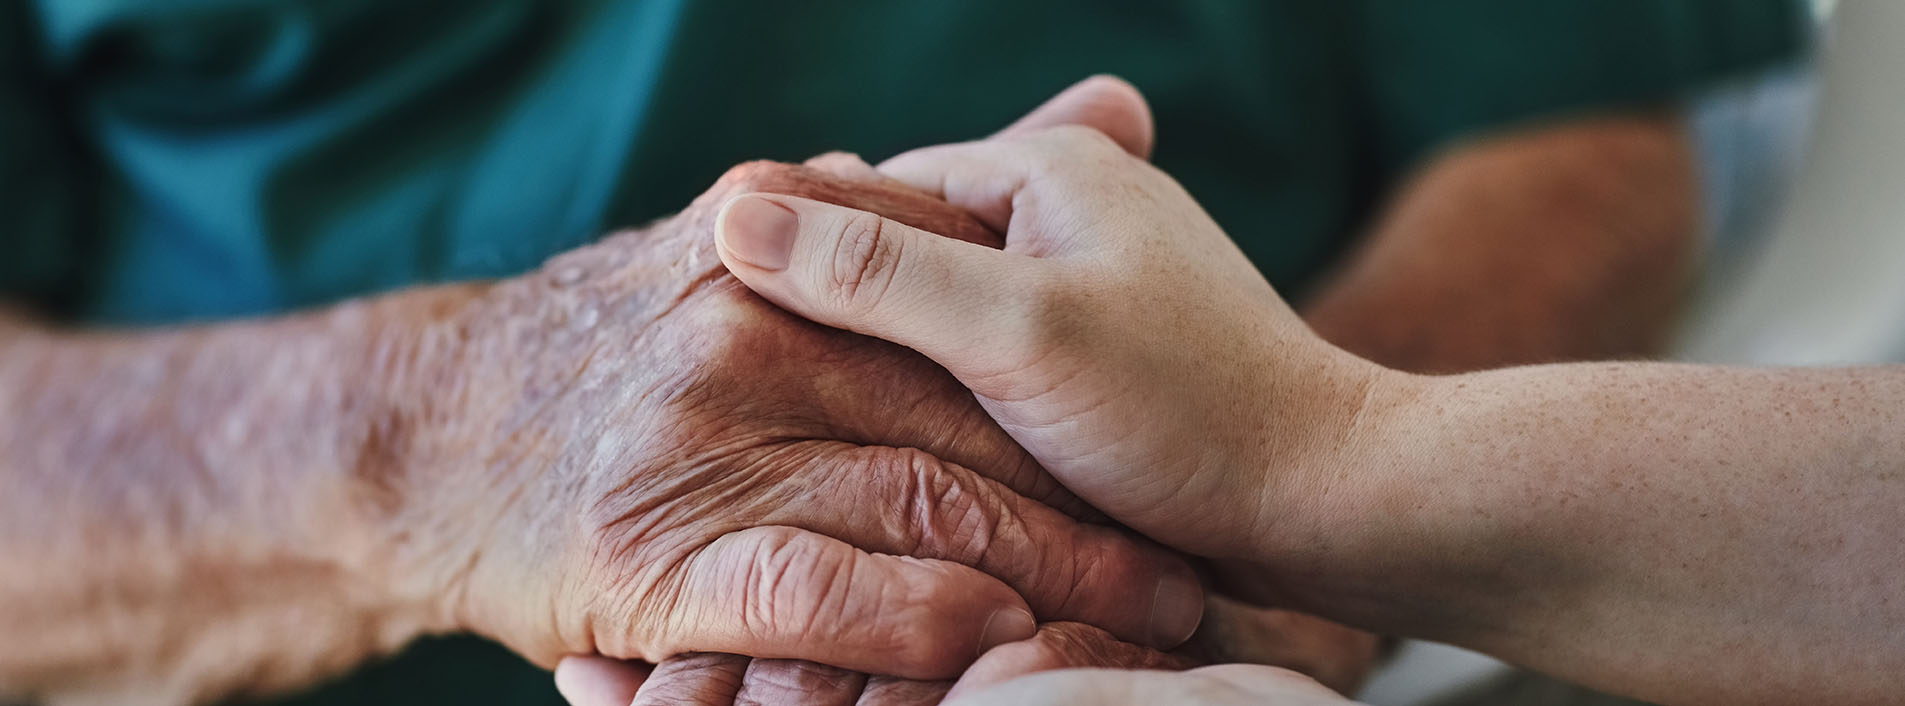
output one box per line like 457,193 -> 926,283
553,595 -> 1375,705
373,155 -> 1202,678
714,122 -> 1393,566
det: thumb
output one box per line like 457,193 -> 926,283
715,192 -> 1041,376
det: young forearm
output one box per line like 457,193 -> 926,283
1282,363 -> 1905,704
0,288 -> 477,705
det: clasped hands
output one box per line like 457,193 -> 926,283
370,77 -> 1377,704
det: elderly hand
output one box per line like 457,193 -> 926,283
711,122 -> 1382,569
551,622 -> 1181,706
551,596 -> 1379,705
375,154 -> 1206,677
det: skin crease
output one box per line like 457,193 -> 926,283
552,77 -> 1390,706
415,161 -> 1163,670
720,121 -> 1905,704
555,79 -> 1702,706
0,72 -> 1703,705
559,624 -> 1194,706
722,128 -> 1379,564
557,595 -> 1378,705
0,159 -> 1222,705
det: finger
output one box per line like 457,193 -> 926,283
712,160 -> 1002,247
876,126 -> 1131,234
763,442 -> 1203,649
630,653 -> 747,706
745,303 -> 1081,515
714,192 -> 1041,380
945,622 -> 1190,701
803,151 -> 888,183
555,655 -> 651,706
655,526 -> 1037,679
701,161 -> 1084,511
1176,595 -> 1384,696
857,676 -> 951,706
733,659 -> 866,706
993,75 -> 1154,159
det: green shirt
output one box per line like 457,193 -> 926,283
0,0 -> 1802,703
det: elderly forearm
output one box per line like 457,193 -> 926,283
1274,363 -> 1905,705
0,288 -> 477,705
1302,112 -> 1699,373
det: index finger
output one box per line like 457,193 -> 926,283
876,127 -> 1139,238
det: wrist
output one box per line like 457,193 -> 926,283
333,283 -> 497,635
352,276 -> 610,658
1238,368 -> 1527,644
1232,349 -> 1434,606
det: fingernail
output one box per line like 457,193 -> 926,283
978,608 -> 1036,656
1149,574 -> 1204,647
718,195 -> 797,271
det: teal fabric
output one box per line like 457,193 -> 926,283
2,0 -> 1805,325
0,1 -> 1805,704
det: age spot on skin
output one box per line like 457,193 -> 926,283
573,306 -> 600,332
552,265 -> 588,287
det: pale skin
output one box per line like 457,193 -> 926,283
0,128 -> 1222,705
556,77 -> 1704,705
555,603 -> 1354,706
716,123 -> 1905,703
0,74 -> 1705,705
556,594 -> 1380,705
551,77 -> 1394,706
3,76 -> 1436,706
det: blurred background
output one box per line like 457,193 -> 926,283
1372,1 -> 1905,704
7,0 -> 1897,704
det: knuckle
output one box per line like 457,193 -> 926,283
636,653 -> 749,706
825,211 -> 905,315
1070,532 -> 1133,587
1023,126 -> 1135,191
738,529 -> 852,642
890,450 -> 1000,567
736,660 -> 860,701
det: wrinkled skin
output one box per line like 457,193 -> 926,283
556,595 -> 1381,705
538,77 -> 1384,705
387,159 -> 1200,678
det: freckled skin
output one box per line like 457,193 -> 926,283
1314,363 -> 1905,706
720,123 -> 1905,705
